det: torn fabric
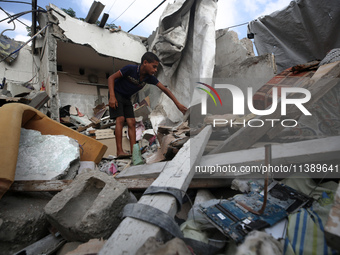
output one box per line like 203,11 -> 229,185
151,0 -> 217,123
248,0 -> 340,73
0,35 -> 23,63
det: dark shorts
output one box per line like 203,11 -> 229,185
109,92 -> 135,119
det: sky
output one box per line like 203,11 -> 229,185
0,0 -> 292,44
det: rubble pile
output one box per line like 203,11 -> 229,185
1,0 -> 340,254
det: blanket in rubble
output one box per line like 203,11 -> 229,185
281,176 -> 339,255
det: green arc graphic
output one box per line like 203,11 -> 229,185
197,87 -> 217,106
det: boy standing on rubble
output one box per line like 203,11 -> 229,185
108,52 -> 187,158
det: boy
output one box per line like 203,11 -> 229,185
108,52 -> 187,158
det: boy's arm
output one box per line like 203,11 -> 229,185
108,71 -> 123,109
156,82 -> 187,114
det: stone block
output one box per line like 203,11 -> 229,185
44,170 -> 130,242
0,192 -> 52,255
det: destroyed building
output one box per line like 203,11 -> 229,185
0,0 -> 340,254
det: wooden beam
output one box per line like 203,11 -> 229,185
9,177 -> 230,193
10,180 -> 72,192
116,161 -> 168,179
208,61 -> 340,154
98,126 -> 212,255
116,136 -> 340,179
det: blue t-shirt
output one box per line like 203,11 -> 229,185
114,65 -> 159,98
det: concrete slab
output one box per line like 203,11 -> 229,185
0,192 -> 52,255
44,170 -> 130,242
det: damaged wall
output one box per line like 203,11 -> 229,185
0,42 -> 39,96
48,4 -> 146,64
37,11 -> 59,120
212,29 -> 276,115
42,4 -> 147,119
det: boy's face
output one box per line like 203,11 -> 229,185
143,60 -> 159,76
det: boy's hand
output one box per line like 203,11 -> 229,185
109,96 -> 118,109
177,103 -> 187,114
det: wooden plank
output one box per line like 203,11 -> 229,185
10,180 -> 72,192
199,136 -> 340,178
9,177 -> 230,193
116,136 -> 340,179
209,61 -> 340,154
116,161 -> 168,179
118,178 -> 231,190
98,126 -> 212,255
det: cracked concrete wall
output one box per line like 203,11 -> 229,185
37,11 -> 59,119
49,4 -> 146,64
0,44 -> 39,94
212,29 -> 277,115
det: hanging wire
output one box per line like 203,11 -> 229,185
5,9 -> 47,23
0,0 -> 43,9
111,0 -> 137,23
107,0 -> 118,13
128,0 -> 167,33
0,7 -> 16,36
0,23 -> 50,63
226,21 -> 249,29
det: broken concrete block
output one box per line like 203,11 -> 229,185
44,170 -> 130,242
0,192 -> 52,255
15,128 -> 80,181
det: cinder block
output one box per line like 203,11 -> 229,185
44,170 -> 130,242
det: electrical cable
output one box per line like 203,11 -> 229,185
0,9 -> 46,23
0,7 -> 16,36
0,22 -> 50,63
107,0 -> 118,13
226,21 -> 249,29
0,7 -> 30,27
7,9 -> 47,23
128,0 -> 167,33
111,0 -> 137,23
0,0 -> 43,9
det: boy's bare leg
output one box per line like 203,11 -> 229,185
126,117 -> 136,153
115,116 -> 129,156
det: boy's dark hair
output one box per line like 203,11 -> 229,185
141,52 -> 160,64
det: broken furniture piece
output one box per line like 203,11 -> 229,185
0,103 -> 107,199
